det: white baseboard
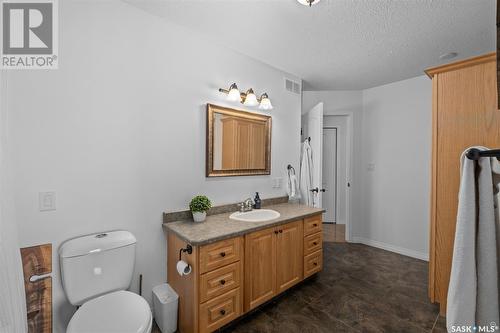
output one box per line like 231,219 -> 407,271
351,237 -> 429,261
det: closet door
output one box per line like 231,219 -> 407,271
427,53 -> 500,314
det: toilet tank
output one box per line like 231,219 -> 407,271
59,230 -> 137,306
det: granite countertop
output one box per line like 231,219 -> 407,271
163,203 -> 324,246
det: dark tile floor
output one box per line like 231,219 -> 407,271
154,242 -> 448,333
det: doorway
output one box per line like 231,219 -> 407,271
322,115 -> 350,243
322,128 -> 337,223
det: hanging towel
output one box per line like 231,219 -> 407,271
287,166 -> 300,202
299,140 -> 314,206
447,147 -> 500,332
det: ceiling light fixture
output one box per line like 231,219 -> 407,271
297,0 -> 320,7
219,84 -> 273,111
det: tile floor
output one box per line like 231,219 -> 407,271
154,242 -> 447,333
323,223 -> 346,243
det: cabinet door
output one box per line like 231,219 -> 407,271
276,221 -> 303,293
244,227 -> 276,311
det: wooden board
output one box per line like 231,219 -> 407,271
497,0 -> 500,108
427,54 -> 500,315
167,232 -> 199,333
20,244 -> 52,333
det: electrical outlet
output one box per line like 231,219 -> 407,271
39,191 -> 56,211
367,163 -> 376,171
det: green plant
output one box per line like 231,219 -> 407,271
189,195 -> 212,213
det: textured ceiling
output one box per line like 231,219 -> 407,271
125,0 -> 495,90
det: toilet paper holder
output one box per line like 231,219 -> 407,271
178,244 -> 193,261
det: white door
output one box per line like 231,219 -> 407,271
306,103 -> 323,208
322,128 -> 337,223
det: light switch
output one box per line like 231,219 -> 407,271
39,191 -> 56,211
272,178 -> 283,188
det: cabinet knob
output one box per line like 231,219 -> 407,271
220,309 -> 226,315
220,279 -> 226,285
313,262 -> 318,266
313,242 -> 317,245
313,223 -> 318,227
220,252 -> 226,257
274,230 -> 278,234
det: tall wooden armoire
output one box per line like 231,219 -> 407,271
426,53 -> 500,315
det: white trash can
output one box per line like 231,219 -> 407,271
152,283 -> 179,333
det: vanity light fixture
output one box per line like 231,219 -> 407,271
297,0 -> 320,6
219,83 -> 273,110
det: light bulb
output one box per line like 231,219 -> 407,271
243,88 -> 259,107
226,83 -> 241,102
259,93 -> 273,110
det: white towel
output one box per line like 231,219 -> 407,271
299,140 -> 314,206
447,147 -> 500,331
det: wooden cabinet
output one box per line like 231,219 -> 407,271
303,215 -> 323,278
276,221 -> 303,293
244,227 -> 277,310
167,213 -> 323,333
244,221 -> 304,311
425,53 -> 500,315
199,288 -> 241,333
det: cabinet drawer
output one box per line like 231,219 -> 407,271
304,250 -> 322,278
199,288 -> 241,333
304,215 -> 322,236
200,262 -> 241,303
200,237 -> 242,274
304,232 -> 322,255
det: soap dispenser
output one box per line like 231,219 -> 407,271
253,192 -> 261,209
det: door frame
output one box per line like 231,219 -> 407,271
323,112 -> 353,242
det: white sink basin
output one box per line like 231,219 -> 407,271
229,209 -> 281,222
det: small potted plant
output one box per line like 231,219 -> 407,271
189,195 -> 212,223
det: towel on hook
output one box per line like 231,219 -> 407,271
287,166 -> 300,202
447,147 -> 500,331
299,139 -> 314,206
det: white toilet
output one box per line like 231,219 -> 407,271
59,230 -> 152,333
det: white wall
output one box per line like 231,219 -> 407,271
360,75 -> 431,260
302,77 -> 432,260
4,1 -> 301,331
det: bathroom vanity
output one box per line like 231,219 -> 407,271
163,203 -> 323,333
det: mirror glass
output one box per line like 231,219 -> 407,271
207,104 -> 271,177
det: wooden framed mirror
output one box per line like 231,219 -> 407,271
206,104 -> 272,177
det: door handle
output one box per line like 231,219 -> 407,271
310,187 -> 319,193
320,188 -> 326,192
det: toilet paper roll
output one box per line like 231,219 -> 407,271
176,260 -> 192,276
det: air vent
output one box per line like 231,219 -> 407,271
285,78 -> 301,95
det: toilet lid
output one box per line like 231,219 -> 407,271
67,290 -> 152,333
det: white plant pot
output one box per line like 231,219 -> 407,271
192,211 -> 207,222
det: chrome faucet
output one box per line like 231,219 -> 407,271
238,198 -> 254,212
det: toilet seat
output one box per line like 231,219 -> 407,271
67,290 -> 152,333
